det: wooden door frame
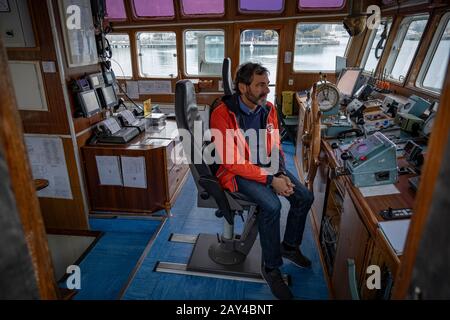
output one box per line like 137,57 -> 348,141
0,36 -> 58,299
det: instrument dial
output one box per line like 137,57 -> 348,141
316,82 -> 340,111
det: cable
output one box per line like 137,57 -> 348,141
375,21 -> 388,59
116,79 -> 143,111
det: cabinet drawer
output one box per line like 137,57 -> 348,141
168,164 -> 189,198
166,139 -> 185,172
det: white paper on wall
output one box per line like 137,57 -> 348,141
121,156 -> 147,189
25,136 -> 73,199
95,156 -> 123,186
138,80 -> 172,94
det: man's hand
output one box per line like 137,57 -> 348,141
277,174 -> 295,197
271,176 -> 294,197
280,175 -> 295,189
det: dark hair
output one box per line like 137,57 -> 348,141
234,62 -> 269,94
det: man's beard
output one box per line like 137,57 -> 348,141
245,91 -> 267,106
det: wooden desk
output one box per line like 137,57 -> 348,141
81,121 -> 189,215
294,93 -> 415,299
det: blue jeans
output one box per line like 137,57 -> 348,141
235,170 -> 314,269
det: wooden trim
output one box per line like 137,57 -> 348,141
0,34 -> 58,299
294,154 -> 333,298
392,60 -> 450,299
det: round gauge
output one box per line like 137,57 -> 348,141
315,82 -> 340,112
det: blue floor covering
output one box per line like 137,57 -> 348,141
121,142 -> 330,300
68,217 -> 162,300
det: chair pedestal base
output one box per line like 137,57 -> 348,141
187,233 -> 262,280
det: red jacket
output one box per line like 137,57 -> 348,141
210,94 -> 285,192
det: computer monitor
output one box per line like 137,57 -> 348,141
335,56 -> 347,79
98,85 -> 118,109
337,68 -> 363,98
78,89 -> 101,117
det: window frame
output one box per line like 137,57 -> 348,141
182,29 -> 225,77
384,14 -> 429,84
106,33 -> 133,79
292,21 -> 352,73
360,18 -> 393,74
136,31 -> 178,79
415,12 -> 450,94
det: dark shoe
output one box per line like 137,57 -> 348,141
261,266 -> 293,300
281,245 -> 312,269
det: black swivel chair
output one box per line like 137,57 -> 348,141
169,79 -> 263,279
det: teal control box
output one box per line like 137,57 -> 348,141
345,132 -> 398,187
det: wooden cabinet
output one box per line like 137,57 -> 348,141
360,230 -> 399,300
293,108 -> 415,299
310,146 -> 329,233
81,122 -> 189,215
332,190 -> 372,299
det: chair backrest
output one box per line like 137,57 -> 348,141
222,57 -> 234,96
175,80 -> 210,177
175,80 -> 237,219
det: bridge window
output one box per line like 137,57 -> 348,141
299,0 -> 345,9
184,30 -> 225,76
416,12 -> 450,93
360,19 -> 392,74
240,29 -> 279,104
239,0 -> 284,13
106,34 -> 133,78
105,0 -> 127,20
132,0 -> 175,18
293,23 -> 350,72
137,32 -> 178,78
181,0 -> 224,16
385,15 -> 429,83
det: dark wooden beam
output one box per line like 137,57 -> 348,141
0,36 -> 58,299
392,60 -> 450,299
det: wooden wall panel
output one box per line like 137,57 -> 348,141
0,35 -> 58,299
38,137 -> 88,230
393,59 -> 450,299
7,0 -> 69,135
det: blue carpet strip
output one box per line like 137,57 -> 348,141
64,217 -> 163,300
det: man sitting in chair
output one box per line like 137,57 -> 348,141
210,62 -> 314,300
